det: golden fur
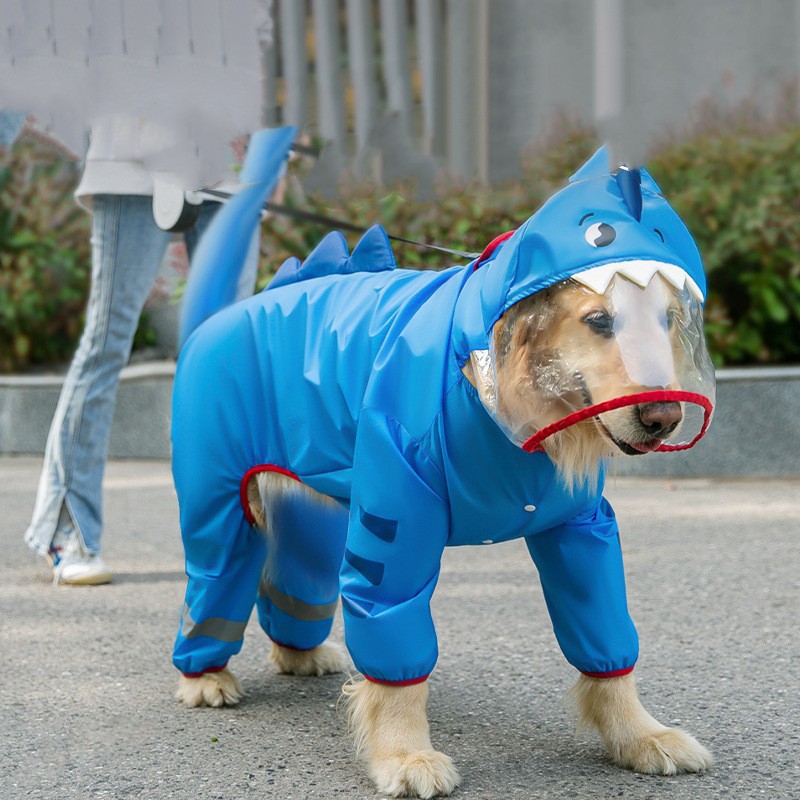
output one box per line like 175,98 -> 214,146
570,674 -> 713,774
177,278 -> 712,796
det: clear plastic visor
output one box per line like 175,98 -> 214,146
470,269 -> 716,455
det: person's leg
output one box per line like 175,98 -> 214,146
25,195 -> 171,574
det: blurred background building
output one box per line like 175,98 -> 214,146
262,0 -> 799,192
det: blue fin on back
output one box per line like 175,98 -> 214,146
268,224 -> 397,290
349,225 -> 397,274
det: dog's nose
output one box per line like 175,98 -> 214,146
638,402 -> 682,437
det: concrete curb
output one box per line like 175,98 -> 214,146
0,360 -> 176,459
1,362 -> 798,475
611,365 -> 800,478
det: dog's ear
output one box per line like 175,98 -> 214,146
493,292 -> 548,375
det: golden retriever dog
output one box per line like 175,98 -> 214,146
175,266 -> 713,798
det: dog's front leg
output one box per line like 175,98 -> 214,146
571,673 -> 713,774
342,679 -> 460,799
176,666 -> 243,708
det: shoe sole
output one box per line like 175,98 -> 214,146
58,571 -> 113,586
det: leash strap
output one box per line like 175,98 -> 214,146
200,188 -> 481,261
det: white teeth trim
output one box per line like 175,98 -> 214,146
572,260 -> 705,301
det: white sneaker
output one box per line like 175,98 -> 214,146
51,535 -> 112,586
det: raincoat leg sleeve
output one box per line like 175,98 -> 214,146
340,410 -> 450,685
525,497 -> 639,677
173,500 -> 265,677
171,354 -> 266,678
255,489 -> 349,650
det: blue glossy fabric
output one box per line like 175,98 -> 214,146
172,149 -> 706,681
178,125 -> 296,348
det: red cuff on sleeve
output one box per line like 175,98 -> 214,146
580,665 -> 635,679
364,674 -> 429,687
182,663 -> 228,679
270,638 -> 314,652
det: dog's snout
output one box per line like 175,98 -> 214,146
638,402 -> 682,437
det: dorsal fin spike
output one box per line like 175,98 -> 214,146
569,146 -> 612,183
350,224 -> 397,273
615,166 -> 643,221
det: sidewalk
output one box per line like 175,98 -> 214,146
2,456 -> 798,799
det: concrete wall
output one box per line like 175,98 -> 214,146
3,362 -> 798,478
0,363 -> 175,460
277,0 -> 800,186
612,367 -> 800,479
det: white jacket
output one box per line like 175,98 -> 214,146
1,0 -> 269,198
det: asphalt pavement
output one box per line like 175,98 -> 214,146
1,455 -> 798,799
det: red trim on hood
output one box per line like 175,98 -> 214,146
240,464 -> 302,525
474,230 -> 516,269
521,390 -> 714,453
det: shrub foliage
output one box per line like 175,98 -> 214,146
3,121 -> 800,371
0,137 -> 90,371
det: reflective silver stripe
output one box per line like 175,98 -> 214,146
181,604 -> 248,642
258,576 -> 338,622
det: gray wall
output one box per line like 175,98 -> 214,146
273,0 -> 800,188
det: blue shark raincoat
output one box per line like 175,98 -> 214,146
172,148 -> 707,684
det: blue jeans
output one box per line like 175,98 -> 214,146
24,194 -> 258,556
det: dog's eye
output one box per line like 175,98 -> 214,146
583,311 -> 615,337
666,306 -> 680,329
585,222 -> 616,247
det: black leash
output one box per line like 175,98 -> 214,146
200,188 -> 481,262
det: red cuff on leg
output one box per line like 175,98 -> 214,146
270,638 -> 314,652
580,665 -> 635,679
181,662 -> 228,679
364,674 -> 429,687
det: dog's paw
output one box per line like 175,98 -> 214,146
175,667 -> 242,708
269,641 -> 349,676
369,749 -> 461,799
614,727 -> 713,775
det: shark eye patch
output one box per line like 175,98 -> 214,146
585,221 -> 616,247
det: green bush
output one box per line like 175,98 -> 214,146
4,119 -> 800,371
0,134 -> 157,373
0,136 -> 90,372
650,126 -> 800,365
262,120 -> 800,367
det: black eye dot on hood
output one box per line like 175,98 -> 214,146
585,221 -> 616,247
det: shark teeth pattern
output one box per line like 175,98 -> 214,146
571,260 -> 704,302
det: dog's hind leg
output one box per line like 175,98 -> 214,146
570,673 -> 713,774
342,679 -> 460,799
249,471 -> 349,677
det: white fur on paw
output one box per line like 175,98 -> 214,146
175,668 -> 242,708
616,727 -> 713,775
370,750 -> 461,799
269,641 -> 348,676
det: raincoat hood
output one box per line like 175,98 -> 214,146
453,147 -> 714,454
452,146 -> 706,364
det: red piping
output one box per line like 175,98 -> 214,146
364,674 -> 430,687
522,390 -> 714,453
182,663 -> 228,679
581,665 -> 635,679
474,230 -> 516,269
240,464 -> 302,525
270,638 -> 314,652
